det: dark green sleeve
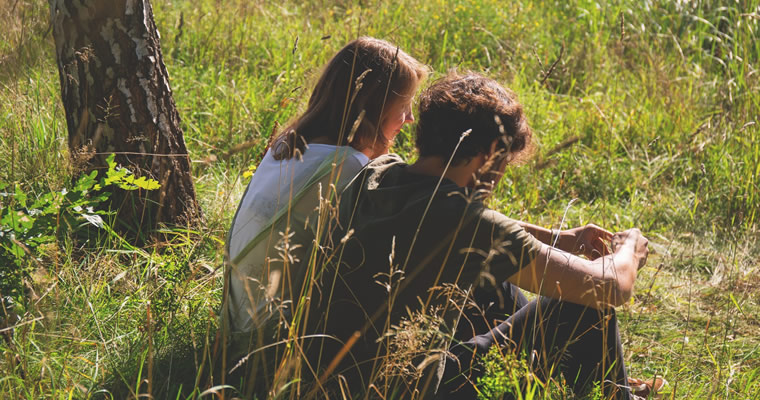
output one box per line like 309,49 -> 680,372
472,208 -> 544,283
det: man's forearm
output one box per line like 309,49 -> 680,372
517,220 -> 560,248
510,242 -> 635,309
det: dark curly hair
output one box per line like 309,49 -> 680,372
415,72 -> 533,165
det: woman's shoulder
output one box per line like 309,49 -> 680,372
366,153 -> 405,169
362,153 -> 407,178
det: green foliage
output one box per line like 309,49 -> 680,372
587,382 -> 604,400
477,346 -> 532,400
102,154 -> 162,191
1,0 -> 759,398
0,154 -> 159,304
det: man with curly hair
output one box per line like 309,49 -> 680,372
311,72 -> 656,399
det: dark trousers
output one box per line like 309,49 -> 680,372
439,282 -> 631,399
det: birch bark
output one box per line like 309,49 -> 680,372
50,0 -> 200,234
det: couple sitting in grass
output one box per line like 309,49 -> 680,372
223,37 -> 661,399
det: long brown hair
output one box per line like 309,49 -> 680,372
271,37 -> 427,160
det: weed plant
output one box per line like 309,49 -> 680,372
1,0 -> 759,399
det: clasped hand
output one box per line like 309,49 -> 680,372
559,223 -> 613,259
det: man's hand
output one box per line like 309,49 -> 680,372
560,224 -> 613,259
511,226 -> 649,309
611,228 -> 649,270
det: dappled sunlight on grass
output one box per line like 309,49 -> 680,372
1,0 -> 758,398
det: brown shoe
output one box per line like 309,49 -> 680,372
628,376 -> 667,398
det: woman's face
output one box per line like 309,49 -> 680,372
384,100 -> 414,138
373,99 -> 414,155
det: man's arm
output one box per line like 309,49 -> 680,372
507,228 -> 649,309
516,220 -> 555,245
517,221 -> 612,259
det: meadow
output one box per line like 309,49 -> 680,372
1,0 -> 759,398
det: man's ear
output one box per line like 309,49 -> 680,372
487,138 -> 500,156
474,139 -> 503,169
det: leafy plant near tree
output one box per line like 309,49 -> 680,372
0,155 -> 159,307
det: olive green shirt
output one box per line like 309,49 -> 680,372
304,154 -> 543,391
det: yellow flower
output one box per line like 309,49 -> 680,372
243,164 -> 257,179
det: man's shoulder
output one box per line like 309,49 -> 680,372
349,153 -> 409,191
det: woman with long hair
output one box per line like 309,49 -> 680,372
222,37 -> 427,396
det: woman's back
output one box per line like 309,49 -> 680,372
227,144 -> 368,333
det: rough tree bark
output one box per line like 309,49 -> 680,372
49,0 -> 200,235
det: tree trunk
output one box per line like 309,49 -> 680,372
49,0 -> 200,236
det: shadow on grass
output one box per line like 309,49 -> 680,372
97,327 -> 235,399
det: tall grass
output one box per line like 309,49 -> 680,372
1,0 -> 758,398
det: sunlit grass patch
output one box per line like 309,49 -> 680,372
1,0 -> 758,398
